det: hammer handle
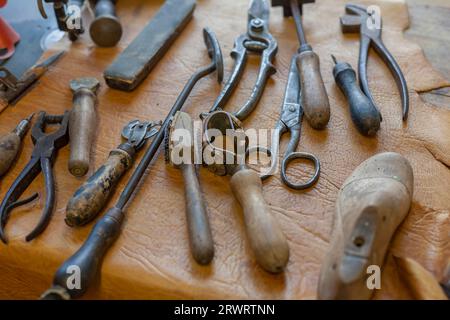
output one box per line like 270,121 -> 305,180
69,89 -> 97,177
65,149 -> 132,227
230,168 -> 289,273
297,50 -> 330,130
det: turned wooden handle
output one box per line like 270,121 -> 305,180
69,89 -> 97,177
181,164 -> 214,265
297,50 -> 330,130
230,168 -> 289,273
65,149 -> 132,227
0,132 -> 20,176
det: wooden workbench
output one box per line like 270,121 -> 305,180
0,0 -> 448,299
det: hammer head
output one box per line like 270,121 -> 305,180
69,77 -> 100,94
271,0 -> 315,17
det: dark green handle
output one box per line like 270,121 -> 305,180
44,207 -> 123,299
334,62 -> 381,136
65,148 -> 132,227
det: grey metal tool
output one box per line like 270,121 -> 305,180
104,0 -> 196,91
41,27 -> 222,299
89,0 -> 122,47
0,51 -> 64,113
332,55 -> 381,136
340,3 -> 409,120
68,77 -> 100,177
0,114 -> 33,177
208,0 -> 277,121
65,120 -> 160,227
272,0 -> 330,129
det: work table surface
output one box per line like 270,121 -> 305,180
0,0 -> 448,299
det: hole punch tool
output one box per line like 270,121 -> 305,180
208,0 -> 277,121
0,111 -> 70,243
65,119 -> 160,227
340,3 -> 409,121
248,55 -> 320,189
272,0 -> 330,130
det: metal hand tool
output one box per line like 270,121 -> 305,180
0,111 -> 69,243
41,27 -> 223,300
272,0 -> 330,129
250,55 -> 320,189
68,77 -> 100,177
65,119 -> 160,227
104,0 -> 196,91
89,0 -> 122,47
202,110 -> 289,273
0,114 -> 33,177
0,51 -> 64,113
332,55 -> 381,136
208,0 -> 277,121
37,0 -> 85,41
165,111 -> 213,265
340,3 -> 409,120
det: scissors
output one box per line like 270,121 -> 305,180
249,55 -> 320,190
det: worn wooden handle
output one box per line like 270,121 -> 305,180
297,50 -> 330,130
50,206 -> 123,299
0,132 -> 20,176
69,90 -> 97,177
65,149 -> 132,227
230,168 -> 289,273
181,164 -> 214,265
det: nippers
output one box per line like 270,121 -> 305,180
0,111 -> 70,243
340,4 -> 409,120
209,0 -> 277,121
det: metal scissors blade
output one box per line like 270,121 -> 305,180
280,55 -> 302,132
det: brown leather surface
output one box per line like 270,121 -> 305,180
0,0 -> 448,299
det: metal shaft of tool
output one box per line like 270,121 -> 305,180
115,63 -> 216,210
290,0 -> 307,46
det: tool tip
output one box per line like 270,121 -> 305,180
26,113 -> 35,122
331,54 -> 338,65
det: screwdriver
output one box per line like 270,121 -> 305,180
272,0 -> 330,129
332,55 -> 381,137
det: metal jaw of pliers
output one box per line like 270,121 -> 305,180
0,111 -> 70,243
209,0 -> 277,121
340,4 -> 409,120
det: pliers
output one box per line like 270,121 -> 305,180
209,0 -> 277,121
340,4 -> 409,120
0,111 -> 70,243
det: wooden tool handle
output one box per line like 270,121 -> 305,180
297,50 -> 330,130
334,65 -> 381,136
230,168 -> 289,273
181,164 -> 214,265
65,149 -> 132,227
51,206 -> 123,299
69,90 -> 97,177
0,133 -> 20,176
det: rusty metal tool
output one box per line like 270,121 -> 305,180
89,0 -> 122,47
37,0 -> 85,41
104,0 -> 196,91
202,110 -> 289,273
208,0 -> 277,121
318,152 -> 414,299
272,0 -> 330,129
68,77 -> 100,177
0,51 -> 64,113
340,4 -> 409,120
165,111 -> 214,265
0,114 -> 33,177
249,54 -> 320,189
0,111 -> 69,243
41,27 -> 223,299
332,55 -> 381,136
65,119 -> 160,227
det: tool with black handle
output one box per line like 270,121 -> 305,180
40,27 -> 223,299
272,0 -> 330,129
65,120 -> 160,227
332,55 -> 381,136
